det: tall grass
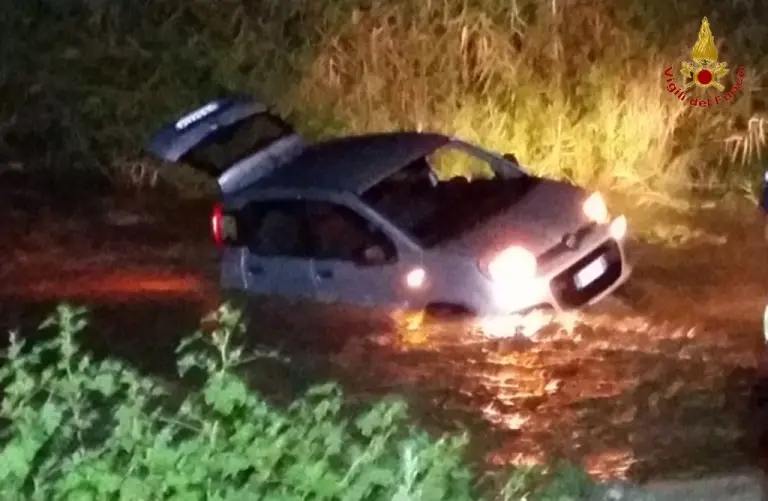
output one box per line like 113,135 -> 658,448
0,0 -> 766,203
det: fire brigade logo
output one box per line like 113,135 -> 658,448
663,17 -> 746,107
680,17 -> 728,91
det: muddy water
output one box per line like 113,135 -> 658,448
301,308 -> 762,481
1,187 -> 767,483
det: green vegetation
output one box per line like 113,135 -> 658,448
0,303 -> 599,500
1,0 -> 766,203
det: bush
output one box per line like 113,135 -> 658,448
1,0 -> 766,202
0,303 -> 597,500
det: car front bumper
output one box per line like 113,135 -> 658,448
485,217 -> 632,316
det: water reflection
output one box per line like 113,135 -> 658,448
314,306 -> 762,481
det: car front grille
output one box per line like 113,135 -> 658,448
549,239 -> 622,309
536,222 -> 597,267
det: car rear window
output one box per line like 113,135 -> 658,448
180,113 -> 294,174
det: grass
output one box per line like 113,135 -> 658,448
0,302 -> 605,501
0,0 -> 767,205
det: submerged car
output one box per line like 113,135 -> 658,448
147,95 -> 632,318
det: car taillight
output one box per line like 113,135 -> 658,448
211,202 -> 224,247
211,202 -> 239,247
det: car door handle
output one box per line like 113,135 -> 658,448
316,269 -> 333,279
249,264 -> 264,274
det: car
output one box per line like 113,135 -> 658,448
146,95 -> 632,320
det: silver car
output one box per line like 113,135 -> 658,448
147,96 -> 632,318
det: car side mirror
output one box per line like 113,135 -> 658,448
503,153 -> 519,164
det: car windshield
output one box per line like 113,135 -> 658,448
360,143 -> 531,247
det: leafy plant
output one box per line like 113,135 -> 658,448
0,303 -> 598,500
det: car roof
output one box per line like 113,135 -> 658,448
253,131 -> 451,194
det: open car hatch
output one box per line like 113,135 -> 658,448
146,96 -> 305,193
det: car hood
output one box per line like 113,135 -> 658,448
436,178 -> 589,257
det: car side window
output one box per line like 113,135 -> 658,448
305,201 -> 397,263
244,200 -> 311,257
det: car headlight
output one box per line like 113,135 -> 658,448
583,192 -> 609,224
481,246 -> 537,281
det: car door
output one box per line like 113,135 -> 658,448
241,199 -> 317,300
304,200 -> 414,311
